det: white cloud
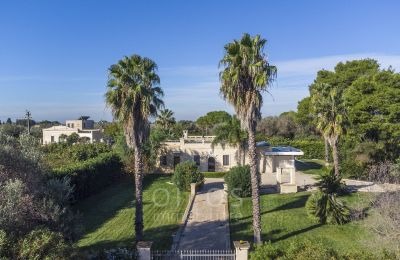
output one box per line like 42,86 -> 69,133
2,53 -> 399,121
160,53 -> 400,119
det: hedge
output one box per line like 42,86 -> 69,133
52,152 -> 123,201
257,136 -> 325,160
202,172 -> 226,178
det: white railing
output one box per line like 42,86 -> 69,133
151,249 -> 235,260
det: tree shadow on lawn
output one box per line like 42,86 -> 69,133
231,194 -> 309,222
295,160 -> 323,172
78,223 -> 181,252
230,194 -> 318,243
75,174 -> 172,247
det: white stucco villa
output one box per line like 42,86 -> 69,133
42,116 -> 103,144
157,131 -> 304,193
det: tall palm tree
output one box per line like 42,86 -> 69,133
212,115 -> 247,165
155,109 -> 176,132
105,55 -> 164,241
219,33 -> 277,244
311,83 -> 346,177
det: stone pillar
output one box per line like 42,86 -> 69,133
276,167 -> 282,184
136,241 -> 152,260
290,168 -> 296,185
234,241 -> 250,260
191,183 -> 197,197
223,183 -> 228,192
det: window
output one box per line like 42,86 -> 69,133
223,155 -> 229,166
193,155 -> 200,166
160,155 -> 167,166
51,136 -> 55,143
67,123 -> 70,127
173,156 -> 180,168
71,123 -> 75,128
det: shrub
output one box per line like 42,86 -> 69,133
284,240 -> 339,260
172,161 -> 204,191
52,152 -> 123,200
250,239 -> 395,260
250,242 -> 282,260
224,165 -> 251,198
66,133 -> 79,145
18,228 -> 72,260
0,230 -> 9,258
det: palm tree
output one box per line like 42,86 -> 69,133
155,109 -> 176,132
311,84 -> 346,177
105,55 -> 164,241
219,33 -> 277,244
305,168 -> 350,224
212,115 -> 247,165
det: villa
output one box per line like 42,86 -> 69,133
42,116 -> 103,144
157,130 -> 304,192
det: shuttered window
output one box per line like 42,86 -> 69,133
223,155 -> 229,166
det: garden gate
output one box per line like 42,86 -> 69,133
151,249 -> 236,260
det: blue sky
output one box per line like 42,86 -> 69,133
1,0 -> 400,122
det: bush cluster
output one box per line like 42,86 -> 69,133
250,239 -> 397,260
0,133 -> 77,259
172,161 -> 204,191
53,152 -> 123,200
224,165 -> 252,197
42,143 -> 112,168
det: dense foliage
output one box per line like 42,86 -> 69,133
42,142 -> 112,167
196,111 -> 231,135
172,161 -> 204,191
53,152 -> 123,200
18,228 -> 72,260
250,239 -> 396,260
0,132 -> 76,259
224,165 -> 252,197
296,59 -> 400,179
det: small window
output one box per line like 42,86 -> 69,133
160,155 -> 167,166
223,155 -> 229,166
193,155 -> 200,166
51,136 -> 55,143
71,123 -> 74,128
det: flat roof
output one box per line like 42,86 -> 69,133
263,146 -> 304,156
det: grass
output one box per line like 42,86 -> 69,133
203,171 -> 226,178
295,159 -> 326,175
75,174 -> 188,251
229,191 -> 376,253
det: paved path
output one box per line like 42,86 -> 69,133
178,178 -> 230,250
261,171 -> 400,193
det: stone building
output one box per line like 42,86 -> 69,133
157,131 -> 303,176
42,116 -> 102,144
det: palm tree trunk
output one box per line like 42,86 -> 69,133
324,137 -> 330,165
248,128 -> 262,244
134,147 -> 144,241
237,146 -> 242,166
331,139 -> 340,177
242,143 -> 246,165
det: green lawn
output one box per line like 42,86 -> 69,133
75,174 -> 188,251
295,159 -> 326,175
229,192 -> 376,253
